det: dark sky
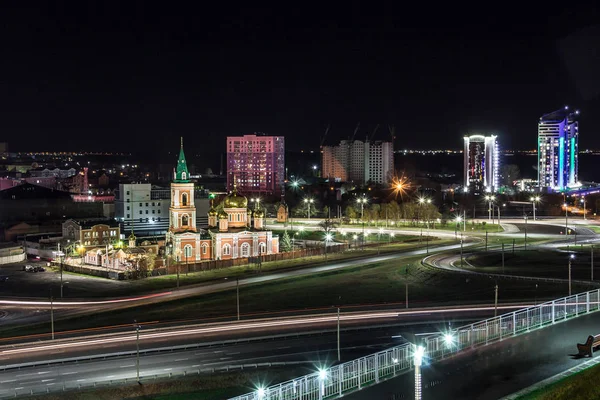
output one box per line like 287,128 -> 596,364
1,2 -> 600,166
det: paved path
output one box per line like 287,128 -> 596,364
345,309 -> 600,400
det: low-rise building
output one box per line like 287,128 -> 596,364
62,219 -> 121,248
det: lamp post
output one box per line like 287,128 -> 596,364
460,233 -> 463,266
564,202 -> 569,236
50,294 -> 54,340
569,254 -> 575,296
485,195 -> 495,222
378,228 -> 384,255
530,196 -> 540,221
134,320 -> 141,383
324,233 -> 332,260
413,345 -> 425,400
303,198 -> 314,219
524,215 -> 528,250
356,196 -> 367,220
582,196 -> 587,220
53,245 -> 65,299
494,204 -> 503,232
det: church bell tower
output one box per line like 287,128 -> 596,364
169,138 -> 197,233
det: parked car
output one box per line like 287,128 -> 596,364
34,266 -> 45,272
23,265 -> 34,272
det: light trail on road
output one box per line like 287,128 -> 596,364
0,304 -> 530,356
0,291 -> 172,306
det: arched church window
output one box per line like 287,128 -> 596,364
241,243 -> 250,257
182,215 -> 189,226
182,193 -> 188,206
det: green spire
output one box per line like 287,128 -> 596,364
174,137 -> 190,183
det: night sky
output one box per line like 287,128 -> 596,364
1,3 -> 600,166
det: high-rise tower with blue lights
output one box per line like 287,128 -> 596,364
537,107 -> 579,191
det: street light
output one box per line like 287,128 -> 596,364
443,333 -> 455,348
485,195 -> 495,221
564,202 -> 569,236
530,196 -> 541,221
569,254 -> 575,296
303,197 -> 315,219
413,345 -> 425,400
581,196 -> 587,220
318,368 -> 327,397
356,196 -> 368,219
134,320 -> 141,383
324,233 -> 333,260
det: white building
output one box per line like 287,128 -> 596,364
115,183 -> 210,235
463,135 -> 499,194
321,140 -> 393,185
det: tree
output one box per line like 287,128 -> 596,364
501,164 -> 521,187
345,205 -> 358,222
318,218 -> 339,235
281,230 -> 293,252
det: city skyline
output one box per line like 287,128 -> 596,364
0,4 -> 599,166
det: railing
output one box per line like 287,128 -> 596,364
229,288 -> 600,400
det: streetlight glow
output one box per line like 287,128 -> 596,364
318,368 -> 327,380
444,333 -> 455,347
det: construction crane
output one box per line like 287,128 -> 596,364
350,122 -> 360,142
320,124 -> 331,148
388,124 -> 396,146
368,124 -> 380,142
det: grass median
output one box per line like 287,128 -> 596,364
515,361 -> 600,400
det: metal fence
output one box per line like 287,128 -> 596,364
229,288 -> 600,400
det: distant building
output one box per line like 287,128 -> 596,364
62,219 -> 121,248
321,140 -> 394,185
29,167 -> 77,179
226,134 -> 285,194
115,182 -> 209,236
0,183 -> 104,224
538,107 -> 579,190
0,142 -> 7,154
463,135 -> 499,194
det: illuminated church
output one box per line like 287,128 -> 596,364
165,139 -> 279,261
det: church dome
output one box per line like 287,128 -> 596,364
223,188 -> 248,208
208,207 -> 218,216
218,209 -> 228,219
254,209 -> 265,217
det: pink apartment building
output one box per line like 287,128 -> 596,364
226,134 -> 285,194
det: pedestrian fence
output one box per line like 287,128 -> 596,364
229,288 -> 600,400
1,361 -> 312,399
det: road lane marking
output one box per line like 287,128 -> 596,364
61,372 -> 77,375
175,358 -> 189,361
192,365 -> 201,367
76,379 -> 86,382
120,364 -> 135,368
41,379 -> 54,382
226,352 -> 240,355
0,380 -> 15,383
46,383 -> 55,386
163,368 -> 172,371
219,357 -> 232,360
37,371 -> 50,375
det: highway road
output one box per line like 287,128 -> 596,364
0,320 -> 497,398
345,302 -> 600,400
0,304 -> 531,364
